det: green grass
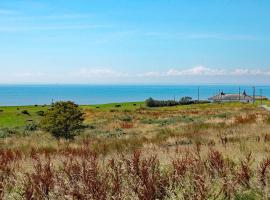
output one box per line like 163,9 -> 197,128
0,105 -> 48,128
0,100 -> 269,129
81,101 -> 145,111
0,102 -> 144,128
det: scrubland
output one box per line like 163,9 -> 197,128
1,101 -> 270,199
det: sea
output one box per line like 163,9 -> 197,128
0,85 -> 270,106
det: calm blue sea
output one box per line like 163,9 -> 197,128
0,85 -> 269,106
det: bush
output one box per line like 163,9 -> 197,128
180,96 -> 192,103
41,101 -> 84,139
0,128 -> 18,138
21,110 -> 30,115
25,122 -> 38,131
120,115 -> 132,122
36,110 -> 45,116
146,97 -> 210,107
145,98 -> 179,107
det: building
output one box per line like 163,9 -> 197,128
208,91 -> 254,103
254,96 -> 268,100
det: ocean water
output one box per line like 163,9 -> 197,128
0,85 -> 269,106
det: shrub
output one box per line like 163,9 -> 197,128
145,98 -> 179,107
120,115 -> 132,122
180,96 -> 192,103
36,111 -> 45,116
145,97 -> 156,107
41,101 -> 84,139
0,128 -> 18,138
145,97 -> 210,107
21,110 -> 30,115
25,122 -> 38,131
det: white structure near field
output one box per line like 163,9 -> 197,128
208,91 -> 268,103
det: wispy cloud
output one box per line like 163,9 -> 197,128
166,66 -> 225,76
137,71 -> 163,77
138,66 -> 270,77
2,66 -> 270,84
12,72 -> 45,78
76,66 -> 270,78
75,68 -> 129,78
8,67 -> 270,81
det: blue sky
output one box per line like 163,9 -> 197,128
0,0 -> 270,84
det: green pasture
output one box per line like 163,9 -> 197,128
0,102 -> 144,128
0,100 -> 269,129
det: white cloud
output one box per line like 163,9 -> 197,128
2,66 -> 270,84
12,72 -> 45,78
137,71 -> 163,77
231,68 -> 266,76
122,66 -> 270,79
166,66 -> 225,76
75,68 -> 128,78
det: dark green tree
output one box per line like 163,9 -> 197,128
145,97 -> 155,107
180,96 -> 192,103
41,101 -> 84,139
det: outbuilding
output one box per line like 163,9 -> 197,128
208,91 -> 254,103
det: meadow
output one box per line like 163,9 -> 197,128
1,101 -> 270,199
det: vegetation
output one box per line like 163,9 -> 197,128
0,100 -> 270,199
2,146 -> 270,199
41,101 -> 84,139
145,97 -> 210,107
21,110 -> 30,115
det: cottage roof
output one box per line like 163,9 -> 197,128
208,93 -> 253,101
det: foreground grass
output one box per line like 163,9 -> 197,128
1,100 -> 270,199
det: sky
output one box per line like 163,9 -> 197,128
0,0 -> 270,85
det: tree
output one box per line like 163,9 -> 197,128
41,101 -> 84,139
145,97 -> 156,107
180,96 -> 192,103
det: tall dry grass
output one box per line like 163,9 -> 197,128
0,144 -> 270,199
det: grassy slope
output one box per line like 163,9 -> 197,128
0,100 -> 269,128
0,102 -> 144,128
0,105 -> 48,128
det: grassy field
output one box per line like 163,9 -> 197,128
1,100 -> 270,199
0,102 -> 144,128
